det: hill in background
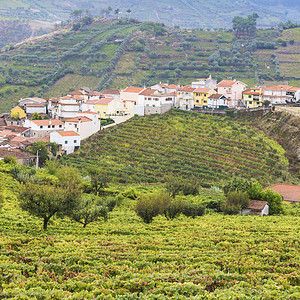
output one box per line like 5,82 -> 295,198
0,18 -> 300,113
0,0 -> 299,29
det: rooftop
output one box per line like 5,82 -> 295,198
58,131 -> 80,137
31,119 -> 64,126
268,184 -> 300,202
122,87 -> 145,93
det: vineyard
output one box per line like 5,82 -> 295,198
0,168 -> 299,298
62,109 -> 290,187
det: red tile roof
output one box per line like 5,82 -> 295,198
102,89 -> 120,95
31,119 -> 64,126
248,200 -> 269,211
139,89 -> 157,96
0,148 -> 36,159
96,98 -> 114,105
268,184 -> 300,202
167,84 -> 178,89
58,131 -> 79,137
218,80 -> 247,87
122,87 -> 145,93
5,126 -> 29,133
68,89 -> 87,95
264,85 -> 293,91
179,87 -> 196,92
65,117 -> 92,123
25,97 -> 46,103
88,91 -> 104,96
25,103 -> 44,107
208,93 -> 226,99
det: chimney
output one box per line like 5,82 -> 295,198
49,119 -> 52,125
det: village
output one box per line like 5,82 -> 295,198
0,76 -> 299,166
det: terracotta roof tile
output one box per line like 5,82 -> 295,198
139,89 -> 157,96
268,184 -> 300,202
64,117 -> 92,123
96,98 -> 114,105
122,87 -> 145,93
31,119 -> 64,126
248,200 -> 269,211
58,131 -> 80,136
194,88 -> 213,93
102,89 -> 120,95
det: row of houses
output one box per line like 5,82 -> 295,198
0,76 -> 299,164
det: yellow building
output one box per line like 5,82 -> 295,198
193,88 -> 216,107
10,106 -> 26,119
243,88 -> 263,108
94,98 -> 127,118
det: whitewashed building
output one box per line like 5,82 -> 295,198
177,87 -> 196,110
262,85 -> 294,104
50,131 -> 80,155
24,119 -> 65,137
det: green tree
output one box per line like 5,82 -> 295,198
87,167 -> 110,195
19,183 -> 81,230
135,193 -> 171,223
26,141 -> 50,167
69,194 -> 110,227
32,112 -> 42,120
262,189 -> 283,215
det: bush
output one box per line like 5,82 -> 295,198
226,191 -> 249,209
135,193 -> 171,223
164,199 -> 185,219
166,179 -> 199,198
262,189 -> 283,215
221,203 -> 241,215
182,202 -> 205,218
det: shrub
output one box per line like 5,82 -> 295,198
221,203 -> 241,215
135,193 -> 171,223
182,202 -> 205,218
262,189 -> 283,215
166,179 -> 199,198
226,191 -> 249,209
164,199 -> 185,219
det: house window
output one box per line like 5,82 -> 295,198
204,94 -> 206,97
257,102 -> 260,105
59,125 -> 62,128
196,100 -> 199,103
204,100 -> 207,103
48,125 -> 51,128
74,140 -> 77,143
249,101 -> 252,104
65,141 -> 68,144
52,125 -> 55,128
40,126 -> 43,129
249,95 -> 252,98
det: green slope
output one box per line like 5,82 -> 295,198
61,109 -> 290,186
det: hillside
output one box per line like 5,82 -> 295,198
0,19 -> 299,113
0,0 -> 299,28
61,109 -> 290,186
0,164 -> 299,298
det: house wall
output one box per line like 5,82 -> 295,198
261,205 -> 269,215
26,106 -> 46,114
50,132 -> 80,155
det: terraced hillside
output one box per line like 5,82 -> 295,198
0,18 -> 299,113
62,109 -> 290,186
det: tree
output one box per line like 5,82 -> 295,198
115,8 -> 120,17
19,166 -> 83,230
262,189 -> 283,215
87,167 -> 110,195
69,194 -> 111,228
32,112 -> 42,120
19,183 -> 81,230
135,193 -> 171,223
26,141 -> 50,167
232,13 -> 259,38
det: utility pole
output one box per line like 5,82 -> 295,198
36,149 -> 41,169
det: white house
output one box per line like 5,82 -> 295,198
50,131 -> 80,155
137,89 -> 175,115
64,116 -> 100,140
151,84 -> 179,94
217,80 -> 247,107
24,119 -> 65,137
19,97 -> 46,108
191,75 -> 217,90
177,87 -> 196,110
207,94 -> 229,109
25,103 -> 46,114
120,87 -> 145,103
57,101 -> 81,118
262,85 -> 294,104
242,200 -> 269,215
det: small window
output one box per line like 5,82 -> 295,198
40,126 -> 43,129
52,125 -> 55,128
59,125 -> 62,128
204,100 -> 207,103
196,100 -> 199,103
48,125 -> 51,128
74,140 -> 77,144
257,102 -> 260,105
65,141 -> 68,144
249,101 -> 252,104
204,94 -> 206,97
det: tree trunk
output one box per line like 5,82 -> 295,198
43,217 -> 49,230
